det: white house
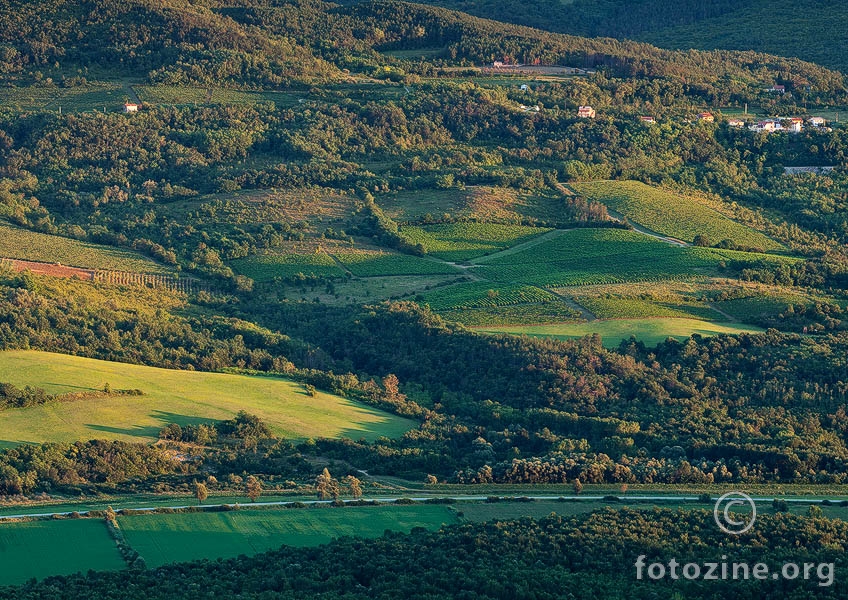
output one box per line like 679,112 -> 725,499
768,84 -> 786,94
727,118 -> 746,127
520,84 -> 528,91
808,116 -> 826,127
697,112 -> 714,122
639,116 -> 655,124
123,103 -> 139,113
787,117 -> 804,133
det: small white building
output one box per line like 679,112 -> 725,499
124,103 -> 139,113
788,117 -> 804,133
808,116 -> 827,127
697,112 -> 715,122
577,105 -> 596,118
520,84 -> 528,91
639,116 -> 655,124
750,119 -> 782,133
727,118 -> 746,127
768,84 -> 786,94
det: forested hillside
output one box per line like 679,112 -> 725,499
421,0 -> 848,74
1,0 -> 848,596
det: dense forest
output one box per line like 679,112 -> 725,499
423,0 -> 848,74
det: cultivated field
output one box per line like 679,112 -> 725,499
134,86 -> 300,107
334,252 -> 461,276
0,519 -> 123,586
0,222 -> 172,274
0,82 -> 129,113
420,281 -> 559,310
118,505 -> 457,567
0,351 -> 414,446
230,251 -> 346,281
575,297 -> 724,320
569,181 -> 783,251
398,223 -> 548,261
477,318 -> 764,347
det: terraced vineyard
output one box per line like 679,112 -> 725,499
420,281 -> 559,310
134,86 -> 300,107
398,223 -> 549,261
230,252 -> 345,281
570,181 -> 783,251
334,252 -> 461,276
0,222 -> 172,274
473,229 -> 721,287
576,297 -> 724,320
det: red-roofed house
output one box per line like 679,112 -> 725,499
697,112 -> 714,122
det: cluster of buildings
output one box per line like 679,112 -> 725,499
735,115 -> 829,133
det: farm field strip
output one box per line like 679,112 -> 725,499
230,251 -> 346,281
398,223 -> 550,261
477,318 -> 765,347
0,519 -> 124,586
118,505 -> 458,567
333,252 -> 462,276
0,350 -> 414,446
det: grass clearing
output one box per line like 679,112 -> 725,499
476,318 -> 765,347
570,181 -> 783,251
0,222 -> 171,273
0,350 -> 414,446
0,519 -> 123,586
420,281 -> 558,310
440,302 -> 582,326
0,82 -> 128,113
118,504 -> 457,567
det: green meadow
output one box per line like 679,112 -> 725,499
0,350 -> 414,446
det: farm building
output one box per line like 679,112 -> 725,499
123,103 -> 139,113
639,116 -> 655,124
768,84 -> 786,94
577,106 -> 596,118
727,118 -> 746,127
697,112 -> 714,122
520,84 -> 528,91
808,116 -> 827,127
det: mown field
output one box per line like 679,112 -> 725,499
398,223 -> 548,261
0,222 -> 172,274
569,180 -> 784,251
0,350 -> 414,446
0,519 -> 123,586
477,318 -> 764,347
118,505 -> 457,568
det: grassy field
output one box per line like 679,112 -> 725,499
569,181 -> 783,251
334,252 -> 461,277
0,519 -> 123,586
0,222 -> 171,273
118,505 -> 457,567
230,251 -> 346,281
0,350 -> 414,446
477,318 -> 765,347
398,223 -> 549,261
